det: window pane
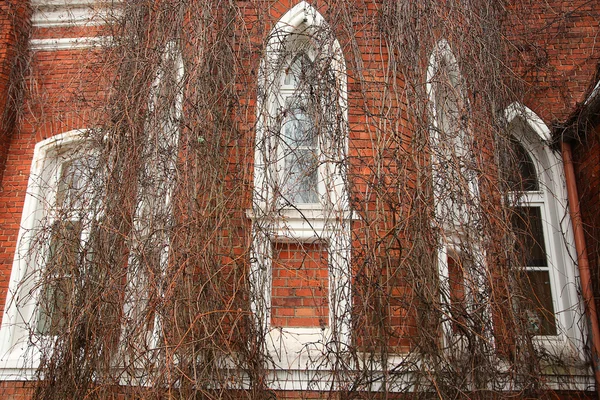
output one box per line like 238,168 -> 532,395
512,206 -> 556,335
37,276 -> 72,336
281,109 -> 318,204
284,54 -> 312,87
56,156 -> 99,212
284,149 -> 318,204
37,220 -> 82,335
522,270 -> 557,335
503,139 -> 539,192
512,206 -> 547,267
283,111 -> 314,147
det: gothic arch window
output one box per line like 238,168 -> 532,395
503,104 -> 583,350
251,2 -> 350,373
427,39 -> 476,230
123,41 -> 184,354
427,40 -> 486,344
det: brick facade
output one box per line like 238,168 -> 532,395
0,0 -> 598,398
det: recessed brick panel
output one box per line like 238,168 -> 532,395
271,242 -> 328,328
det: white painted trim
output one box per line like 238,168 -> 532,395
252,1 -> 351,374
584,79 -> 600,105
30,36 -> 111,51
504,102 -> 552,142
32,0 -> 121,28
0,129 -> 90,379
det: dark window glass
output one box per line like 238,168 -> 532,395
504,139 -> 539,192
512,206 -> 547,267
37,220 -> 82,335
521,270 -> 557,335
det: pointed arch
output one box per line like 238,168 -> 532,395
427,40 -> 491,349
504,102 -> 551,142
251,2 -> 351,375
503,103 -> 584,350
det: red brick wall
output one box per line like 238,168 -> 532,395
507,0 -> 600,122
572,124 -> 600,314
0,1 -> 30,184
271,242 -> 329,328
0,0 -> 598,398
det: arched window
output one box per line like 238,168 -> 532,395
503,104 -> 583,348
427,39 -> 476,230
124,41 -> 184,352
251,2 -> 350,372
0,130 -> 102,376
427,40 -> 487,345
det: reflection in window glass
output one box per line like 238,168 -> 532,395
512,207 -> 547,267
504,139 -> 539,192
522,270 -> 557,335
282,107 -> 318,204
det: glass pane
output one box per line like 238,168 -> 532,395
522,270 -> 557,335
37,276 -> 71,336
284,54 -> 313,87
281,108 -> 318,204
37,220 -> 82,335
434,61 -> 461,139
282,110 -> 314,147
284,149 -> 318,204
512,207 -> 547,267
56,156 -> 99,212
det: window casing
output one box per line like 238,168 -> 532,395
427,40 -> 489,347
251,1 -> 351,375
503,105 -> 584,352
122,41 -> 184,358
0,130 -> 100,377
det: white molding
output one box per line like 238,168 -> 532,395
32,0 -> 121,28
252,1 -> 351,373
504,102 -> 552,142
30,36 -> 111,51
0,129 -> 90,379
584,79 -> 600,105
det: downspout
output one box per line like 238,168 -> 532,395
561,140 -> 600,393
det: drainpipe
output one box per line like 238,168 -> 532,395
561,140 -> 600,394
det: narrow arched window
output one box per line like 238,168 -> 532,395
503,104 -> 583,347
0,130 -> 103,373
428,40 -> 475,229
125,41 -> 184,348
251,2 -> 350,371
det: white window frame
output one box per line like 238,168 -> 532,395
504,103 -> 586,358
121,41 -> 184,369
427,40 -> 490,349
0,129 -> 96,379
250,1 -> 351,381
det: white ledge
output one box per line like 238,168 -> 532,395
30,36 -> 111,51
32,0 -> 121,28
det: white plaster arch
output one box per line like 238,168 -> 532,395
504,102 -> 552,143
